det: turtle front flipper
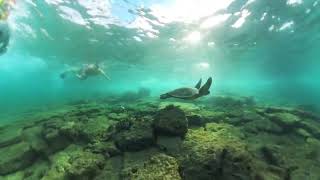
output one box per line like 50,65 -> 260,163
195,78 -> 202,89
199,77 -> 212,96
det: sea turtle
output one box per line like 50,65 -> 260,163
160,77 -> 212,100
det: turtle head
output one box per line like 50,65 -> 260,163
160,93 -> 170,99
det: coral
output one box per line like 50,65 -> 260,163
154,105 -> 188,137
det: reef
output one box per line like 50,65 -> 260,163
0,96 -> 320,180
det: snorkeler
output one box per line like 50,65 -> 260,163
60,63 -> 111,80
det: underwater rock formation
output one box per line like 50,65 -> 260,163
123,153 -> 181,180
114,118 -> 155,151
154,105 -> 188,137
42,145 -> 105,180
0,142 -> 37,175
0,96 -> 320,179
177,123 -> 255,180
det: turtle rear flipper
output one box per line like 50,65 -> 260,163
199,77 -> 212,96
195,78 -> 202,89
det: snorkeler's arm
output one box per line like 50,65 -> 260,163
99,69 -> 111,80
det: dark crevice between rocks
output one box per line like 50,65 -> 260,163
260,146 -> 280,166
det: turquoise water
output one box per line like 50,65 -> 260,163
2,1 -> 320,179
1,0 -> 320,114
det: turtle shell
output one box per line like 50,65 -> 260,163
168,87 -> 199,99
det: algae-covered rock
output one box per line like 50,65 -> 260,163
207,96 -> 248,110
22,160 -> 49,180
87,141 -> 121,157
115,120 -> 154,151
159,102 -> 200,113
0,124 -> 23,148
94,156 -> 123,180
43,127 -> 71,153
193,110 -> 226,123
295,128 -> 312,138
243,117 -> 283,134
0,142 -> 37,175
123,148 -> 160,169
108,113 -> 129,121
154,105 -> 188,137
269,112 -> 301,128
204,123 -> 246,139
299,120 -> 320,139
21,125 -> 51,155
259,145 -> 283,166
42,119 -> 72,153
123,153 -> 181,180
187,114 -> 205,126
43,145 -> 105,180
156,136 -> 183,154
79,116 -> 115,142
178,123 -> 255,180
67,151 -> 105,179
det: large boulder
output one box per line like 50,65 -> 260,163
154,105 -> 188,137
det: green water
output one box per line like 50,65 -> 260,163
1,1 -> 320,179
1,0 -> 319,115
